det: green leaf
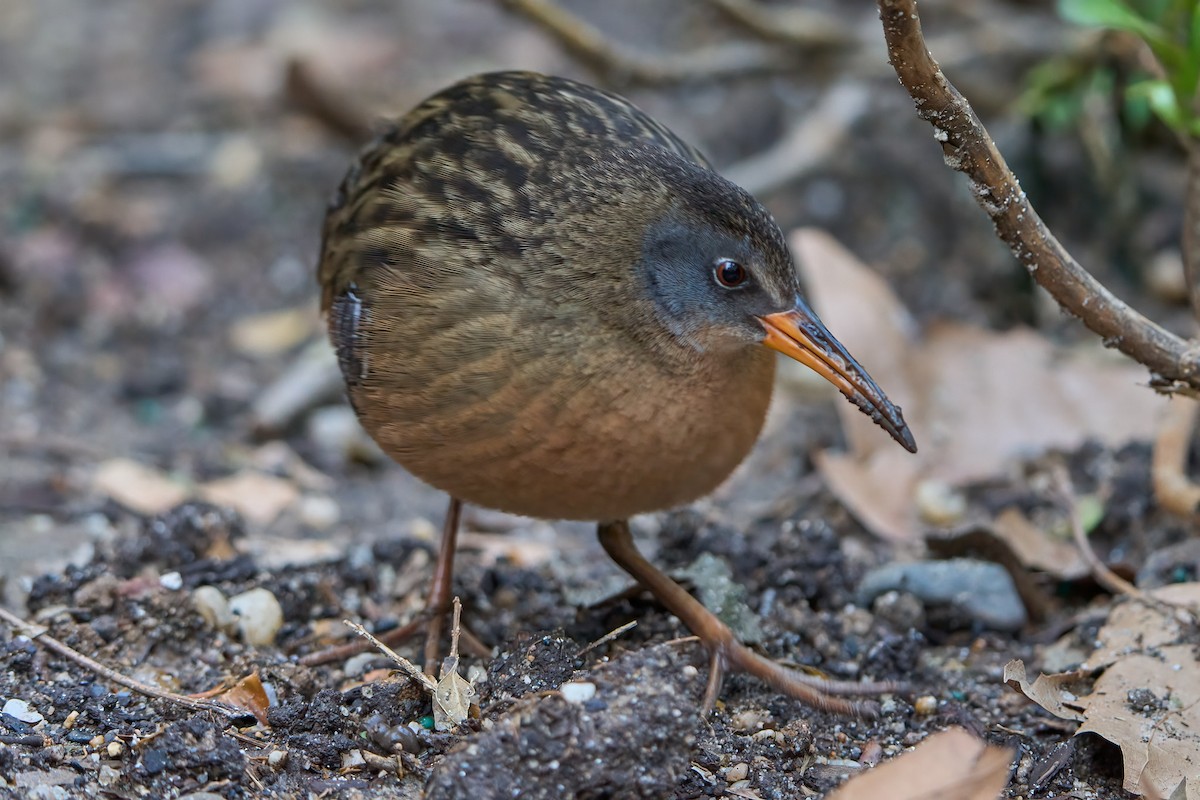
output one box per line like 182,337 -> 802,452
1059,0 -> 1167,39
1128,77 -> 1189,131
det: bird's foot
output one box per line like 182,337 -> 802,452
598,518 -> 901,716
700,629 -> 901,717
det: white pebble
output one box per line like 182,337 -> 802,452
2,698 -> 43,724
559,681 -> 597,704
915,480 -> 967,526
192,585 -> 234,632
159,572 -> 183,591
298,495 -> 340,529
725,762 -> 749,782
268,750 -> 288,768
228,588 -> 285,646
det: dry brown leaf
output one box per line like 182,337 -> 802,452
992,508 -> 1089,580
826,727 -> 1012,800
792,228 -> 1164,541
1002,659 -> 1088,722
1006,584 -> 1200,797
92,458 -> 189,516
199,471 -> 300,525
433,660 -> 477,733
214,671 -> 271,727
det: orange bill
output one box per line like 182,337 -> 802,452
759,299 -> 917,453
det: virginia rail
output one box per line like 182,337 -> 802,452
316,71 -> 916,714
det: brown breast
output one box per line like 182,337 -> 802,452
349,321 -> 777,520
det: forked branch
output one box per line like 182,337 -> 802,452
877,0 -> 1200,394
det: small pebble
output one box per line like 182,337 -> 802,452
914,695 -> 938,715
341,749 -> 366,770
307,405 -> 387,465
857,559 -> 1026,631
228,588 -> 284,646
98,765 -> 121,786
159,571 -> 183,591
343,652 -> 382,677
268,750 -> 288,768
2,698 -> 43,724
298,494 -> 340,529
915,479 -> 967,526
63,710 -> 80,729
681,664 -> 698,679
730,708 -> 770,732
871,590 -> 925,630
192,585 -> 234,632
559,681 -> 597,704
107,740 -> 124,758
725,762 -> 749,782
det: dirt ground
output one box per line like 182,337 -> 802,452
0,1 -> 1195,798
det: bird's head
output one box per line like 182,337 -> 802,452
635,160 -> 917,453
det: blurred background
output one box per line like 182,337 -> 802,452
0,0 -> 1189,591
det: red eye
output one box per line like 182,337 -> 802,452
714,259 -> 747,288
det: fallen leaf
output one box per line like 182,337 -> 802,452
1002,659 -> 1088,722
991,508 -> 1089,580
433,657 -> 477,732
213,672 -> 271,727
1006,584 -> 1200,796
92,458 -> 189,515
826,727 -> 1012,800
792,228 -> 1164,541
199,471 -> 299,525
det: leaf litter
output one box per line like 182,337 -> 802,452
1006,583 -> 1200,797
791,227 -> 1165,543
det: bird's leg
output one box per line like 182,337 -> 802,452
597,519 -> 897,716
299,496 -> 470,668
421,496 -> 462,675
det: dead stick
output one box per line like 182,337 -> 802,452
0,607 -> 245,720
1151,396 -> 1200,516
500,0 -> 787,85
1051,467 -> 1195,625
876,0 -> 1200,394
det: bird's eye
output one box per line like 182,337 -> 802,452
713,258 -> 748,288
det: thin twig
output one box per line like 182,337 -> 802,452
723,80 -> 871,197
284,58 -> 373,145
575,620 -> 638,658
877,0 -> 1200,394
1151,396 -> 1200,516
0,607 -> 245,720
1050,467 -> 1195,625
704,0 -> 850,48
499,0 -> 790,85
344,620 -> 437,692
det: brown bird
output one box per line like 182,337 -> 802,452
316,71 -> 916,713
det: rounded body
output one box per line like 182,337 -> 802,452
318,72 -> 778,520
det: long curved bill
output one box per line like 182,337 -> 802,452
759,298 -> 917,453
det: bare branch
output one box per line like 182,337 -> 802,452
1152,395 -> 1200,516
877,0 -> 1200,393
704,0 -> 850,48
723,80 -> 870,197
500,0 -> 791,85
